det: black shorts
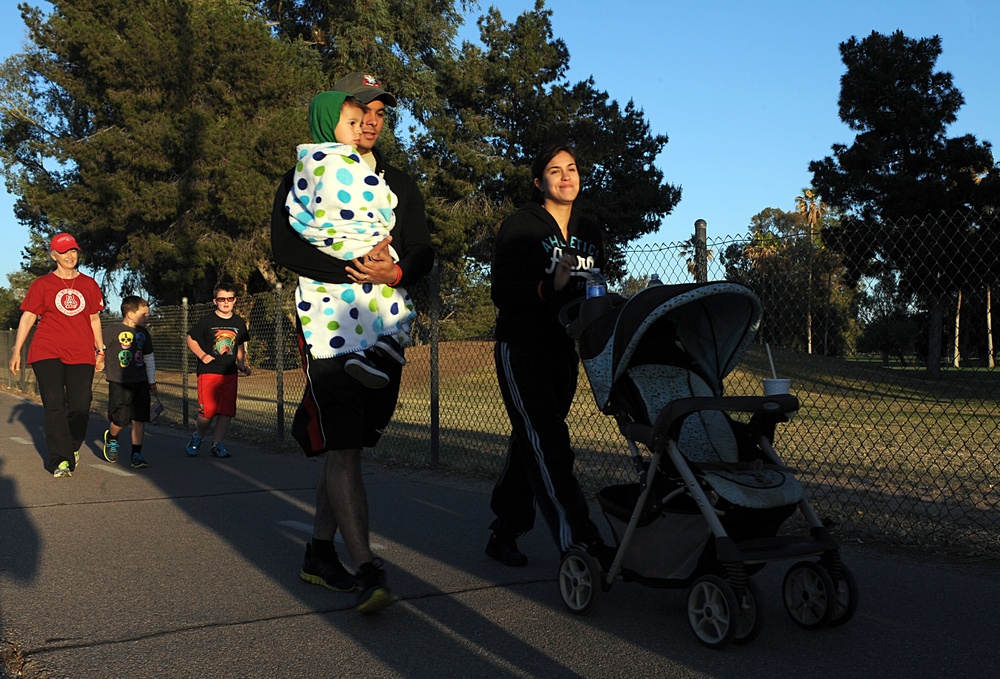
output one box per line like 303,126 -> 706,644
292,329 -> 403,456
108,381 -> 151,426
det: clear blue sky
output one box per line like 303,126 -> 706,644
1,0 -> 998,283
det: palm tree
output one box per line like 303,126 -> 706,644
795,189 -> 827,230
795,189 -> 828,353
678,236 -> 715,282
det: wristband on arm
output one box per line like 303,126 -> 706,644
145,353 -> 156,384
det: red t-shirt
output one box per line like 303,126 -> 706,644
21,272 -> 105,365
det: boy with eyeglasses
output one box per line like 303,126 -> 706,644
185,282 -> 251,458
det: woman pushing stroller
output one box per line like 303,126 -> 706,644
486,142 -> 614,569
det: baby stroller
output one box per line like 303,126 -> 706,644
558,281 -> 858,649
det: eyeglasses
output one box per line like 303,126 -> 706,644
216,296 -> 236,302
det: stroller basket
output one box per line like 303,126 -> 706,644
598,484 -> 710,583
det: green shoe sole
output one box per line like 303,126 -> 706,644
356,587 -> 398,615
299,570 -> 357,593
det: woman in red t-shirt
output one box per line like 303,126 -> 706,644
8,233 -> 106,477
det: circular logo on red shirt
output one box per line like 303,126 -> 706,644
55,288 -> 86,316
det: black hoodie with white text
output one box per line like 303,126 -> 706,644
491,202 -> 606,352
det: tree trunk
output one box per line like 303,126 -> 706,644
926,295 -> 943,377
806,229 -> 813,355
953,290 -> 962,369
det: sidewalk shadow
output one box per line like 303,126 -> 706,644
140,452 -> 591,677
0,458 -> 41,581
0,456 -> 42,670
7,399 -> 48,468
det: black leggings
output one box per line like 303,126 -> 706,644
31,359 -> 94,473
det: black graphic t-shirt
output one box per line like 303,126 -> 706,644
187,311 -> 250,376
103,321 -> 154,384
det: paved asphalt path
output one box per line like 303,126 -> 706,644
1,388 -> 998,678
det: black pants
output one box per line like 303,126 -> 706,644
32,359 -> 94,473
490,341 -> 601,552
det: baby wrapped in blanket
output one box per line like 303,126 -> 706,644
285,91 -> 414,385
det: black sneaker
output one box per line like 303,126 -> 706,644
103,430 -> 119,463
374,336 -> 406,366
344,353 -> 390,389
355,558 -> 398,614
300,543 -> 356,592
485,531 -> 528,567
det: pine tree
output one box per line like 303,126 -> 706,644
0,0 -> 326,303
414,5 -> 681,273
810,30 -> 1000,374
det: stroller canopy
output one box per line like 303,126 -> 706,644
576,282 -> 762,410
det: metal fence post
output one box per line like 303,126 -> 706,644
275,282 -> 284,440
694,219 -> 708,284
181,296 -> 189,426
429,258 -> 440,469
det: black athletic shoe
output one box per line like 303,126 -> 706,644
344,353 -> 390,389
300,543 -> 356,592
103,430 -> 119,463
374,336 -> 406,366
355,558 -> 398,614
485,531 -> 528,567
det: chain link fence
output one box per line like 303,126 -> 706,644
3,215 -> 997,558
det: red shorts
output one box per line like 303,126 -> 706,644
197,373 -> 238,419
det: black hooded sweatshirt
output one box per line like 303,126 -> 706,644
492,202 -> 606,353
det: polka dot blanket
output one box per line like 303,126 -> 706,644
296,277 -> 415,360
286,142 -> 398,262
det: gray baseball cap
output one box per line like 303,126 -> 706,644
332,72 -> 398,106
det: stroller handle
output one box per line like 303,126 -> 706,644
557,297 -> 585,330
559,293 -> 626,340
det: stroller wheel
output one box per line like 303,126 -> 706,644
782,561 -> 835,630
687,575 -> 738,649
827,563 -> 859,626
733,576 -> 764,645
558,549 -> 601,615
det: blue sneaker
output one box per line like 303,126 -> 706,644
211,442 -> 232,458
186,433 -> 203,456
131,452 -> 148,469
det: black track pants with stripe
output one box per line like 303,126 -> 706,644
490,340 -> 601,552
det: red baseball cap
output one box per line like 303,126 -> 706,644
50,233 -> 81,253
